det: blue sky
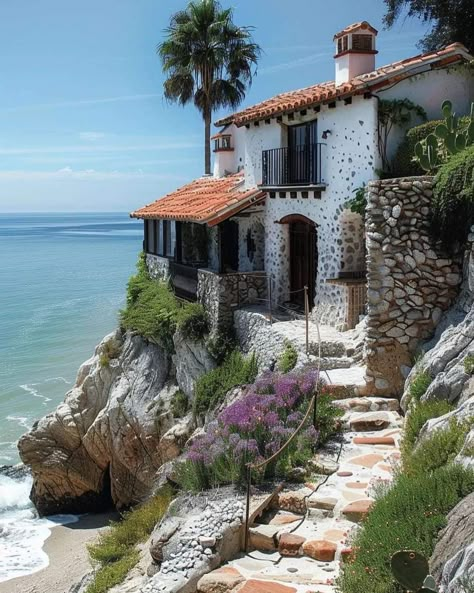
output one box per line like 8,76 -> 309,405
0,0 -> 429,212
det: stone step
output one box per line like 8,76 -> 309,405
344,411 -> 402,432
331,397 -> 400,413
322,366 -> 367,399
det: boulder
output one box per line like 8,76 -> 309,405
173,330 -> 217,399
18,330 -> 176,514
431,493 -> 474,592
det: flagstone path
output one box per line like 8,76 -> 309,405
197,400 -> 402,593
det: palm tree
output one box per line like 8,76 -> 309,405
157,0 -> 261,175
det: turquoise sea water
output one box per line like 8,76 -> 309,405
0,212 -> 142,463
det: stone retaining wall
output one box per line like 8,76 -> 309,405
146,253 -> 170,280
365,177 -> 462,396
197,270 -> 267,334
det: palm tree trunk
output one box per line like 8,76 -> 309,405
204,107 -> 212,175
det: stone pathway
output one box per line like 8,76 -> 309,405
197,401 -> 402,593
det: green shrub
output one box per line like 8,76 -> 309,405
431,145 -> 474,251
345,184 -> 367,219
393,116 -> 470,177
99,340 -> 122,368
171,389 -> 189,418
408,370 -> 432,404
278,342 -> 298,373
338,464 -> 474,593
464,354 -> 474,375
86,487 -> 173,593
120,254 -> 209,352
205,330 -> 236,364
405,418 -> 471,476
402,399 -> 454,462
193,350 -> 258,419
86,551 -> 140,593
176,302 -> 208,341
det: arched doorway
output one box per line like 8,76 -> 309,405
279,215 -> 317,310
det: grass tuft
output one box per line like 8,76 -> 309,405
85,486 -> 173,593
401,399 -> 454,463
277,341 -> 298,373
408,370 -> 432,403
338,464 -> 474,593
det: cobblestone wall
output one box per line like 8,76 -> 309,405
146,253 -> 170,280
197,270 -> 267,334
365,177 -> 462,396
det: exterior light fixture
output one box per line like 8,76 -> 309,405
322,130 -> 332,139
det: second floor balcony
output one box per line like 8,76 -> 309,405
261,143 -> 325,188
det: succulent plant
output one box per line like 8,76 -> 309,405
414,133 -> 440,172
391,550 -> 438,592
413,100 -> 474,172
434,100 -> 474,156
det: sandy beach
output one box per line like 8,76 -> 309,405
0,512 -> 116,593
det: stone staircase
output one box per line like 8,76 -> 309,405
196,400 -> 402,593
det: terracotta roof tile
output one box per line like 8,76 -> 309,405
334,21 -> 378,39
215,43 -> 471,127
130,171 -> 265,227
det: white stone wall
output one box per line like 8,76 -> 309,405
146,253 -> 170,281
236,212 -> 265,272
208,226 -> 220,272
262,96 -> 378,326
340,211 -> 365,273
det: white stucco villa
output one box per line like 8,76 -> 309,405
131,21 -> 474,331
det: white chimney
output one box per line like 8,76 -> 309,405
334,21 -> 378,86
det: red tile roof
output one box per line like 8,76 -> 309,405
130,171 -> 265,227
334,21 -> 378,39
215,43 -> 471,127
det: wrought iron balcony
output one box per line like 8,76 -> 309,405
261,143 -> 325,187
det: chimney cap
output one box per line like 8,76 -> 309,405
334,21 -> 378,40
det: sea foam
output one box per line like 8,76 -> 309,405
0,473 -> 78,583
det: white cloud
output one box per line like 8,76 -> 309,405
0,168 -> 180,181
259,52 -> 331,75
0,141 -> 201,156
79,131 -> 107,142
1,93 -> 163,114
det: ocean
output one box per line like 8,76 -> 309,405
0,212 -> 142,582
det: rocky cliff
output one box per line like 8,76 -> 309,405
18,330 -> 203,515
400,242 -> 474,592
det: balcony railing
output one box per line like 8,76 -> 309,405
262,143 -> 325,187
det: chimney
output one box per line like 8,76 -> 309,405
334,21 -> 378,86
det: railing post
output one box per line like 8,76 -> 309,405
304,285 -> 309,355
268,275 -> 273,325
244,463 -> 252,553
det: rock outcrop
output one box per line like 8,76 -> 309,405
431,493 -> 474,593
18,330 -> 194,515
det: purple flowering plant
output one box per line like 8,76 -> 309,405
178,369 -> 342,491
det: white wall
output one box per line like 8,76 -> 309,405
262,96 -> 378,326
213,124 -> 247,177
378,65 -> 474,163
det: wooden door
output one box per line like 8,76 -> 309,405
289,221 -> 317,309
